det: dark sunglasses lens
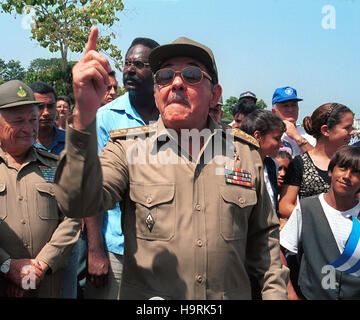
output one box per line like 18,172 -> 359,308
155,69 -> 175,85
182,67 -> 203,83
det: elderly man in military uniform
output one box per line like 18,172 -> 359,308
0,80 -> 80,298
55,28 -> 289,299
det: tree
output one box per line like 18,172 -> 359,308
1,0 -> 125,72
0,59 -> 26,81
222,96 -> 239,123
256,99 -> 268,110
28,58 -> 62,73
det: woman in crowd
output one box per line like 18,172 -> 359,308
279,103 -> 354,218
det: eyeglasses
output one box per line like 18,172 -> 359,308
154,67 -> 212,86
124,60 -> 150,69
107,85 -> 118,91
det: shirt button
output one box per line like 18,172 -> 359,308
197,239 -> 203,247
21,219 -> 26,224
239,198 -> 245,205
196,275 -> 203,283
195,204 -> 201,211
146,197 -> 152,204
18,195 -> 23,201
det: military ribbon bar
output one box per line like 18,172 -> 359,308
39,166 -> 56,183
224,166 -> 253,187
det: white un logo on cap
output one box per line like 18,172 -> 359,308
285,88 -> 294,96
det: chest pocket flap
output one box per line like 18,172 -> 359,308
130,183 -> 175,208
129,183 -> 175,241
219,185 -> 257,240
36,183 -> 58,219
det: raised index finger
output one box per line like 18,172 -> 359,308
84,26 -> 98,55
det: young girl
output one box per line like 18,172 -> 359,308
240,109 -> 286,213
279,103 -> 354,218
280,145 -> 360,299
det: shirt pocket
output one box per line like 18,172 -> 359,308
219,185 -> 257,241
35,183 -> 58,220
0,183 -> 6,220
129,183 -> 175,241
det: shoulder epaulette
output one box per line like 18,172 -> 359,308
109,125 -> 151,140
36,148 -> 59,160
221,125 -> 259,149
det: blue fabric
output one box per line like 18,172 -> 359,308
34,125 -> 65,155
330,217 -> 360,276
96,92 -> 145,255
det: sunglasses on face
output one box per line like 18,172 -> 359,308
107,85 -> 118,91
154,67 -> 212,86
124,60 -> 150,69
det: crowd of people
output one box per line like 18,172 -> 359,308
0,28 -> 359,300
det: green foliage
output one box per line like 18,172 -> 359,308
0,58 -> 26,81
222,96 -> 239,123
256,99 -> 268,110
28,58 -> 62,73
1,0 -> 125,72
24,60 -> 77,103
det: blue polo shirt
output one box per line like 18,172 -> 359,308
96,92 -> 146,255
34,125 -> 65,155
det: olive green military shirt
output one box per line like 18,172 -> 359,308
55,117 -> 289,300
0,146 -> 80,274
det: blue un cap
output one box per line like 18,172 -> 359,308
272,86 -> 303,105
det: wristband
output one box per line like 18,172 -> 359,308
298,138 -> 308,147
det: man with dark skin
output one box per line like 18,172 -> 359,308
83,37 -> 160,299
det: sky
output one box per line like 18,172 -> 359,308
0,0 -> 359,121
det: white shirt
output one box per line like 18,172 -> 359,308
281,126 -> 316,157
280,194 -> 360,254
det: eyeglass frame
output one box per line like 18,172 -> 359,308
154,66 -> 212,86
124,59 -> 150,69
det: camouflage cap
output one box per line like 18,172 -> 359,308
149,37 -> 219,84
0,80 -> 41,109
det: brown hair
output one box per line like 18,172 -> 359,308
328,145 -> 360,174
303,103 -> 353,140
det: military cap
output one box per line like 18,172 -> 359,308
0,80 -> 41,109
149,37 -> 219,84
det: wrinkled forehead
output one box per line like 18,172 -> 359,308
0,104 -> 38,118
159,56 -> 208,72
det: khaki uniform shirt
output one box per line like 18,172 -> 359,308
0,147 -> 80,298
55,117 -> 289,300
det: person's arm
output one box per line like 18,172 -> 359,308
54,28 -> 128,219
35,216 -> 81,273
283,120 -> 314,153
279,184 -> 300,219
85,215 -> 109,288
280,249 -> 301,300
246,152 -> 289,300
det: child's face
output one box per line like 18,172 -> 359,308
329,165 -> 360,198
275,157 -> 291,188
258,129 -> 284,159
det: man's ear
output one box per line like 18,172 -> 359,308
210,84 -> 222,108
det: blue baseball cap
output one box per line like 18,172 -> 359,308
272,86 -> 303,105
